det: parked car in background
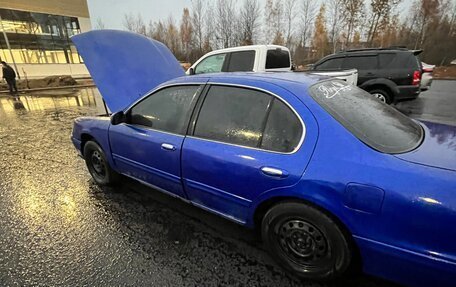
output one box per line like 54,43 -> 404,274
187,45 -> 358,86
312,48 -> 423,104
72,30 -> 456,287
421,62 -> 435,90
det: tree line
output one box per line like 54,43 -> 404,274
110,0 -> 456,66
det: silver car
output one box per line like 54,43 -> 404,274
421,62 -> 434,90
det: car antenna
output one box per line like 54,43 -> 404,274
102,99 -> 109,116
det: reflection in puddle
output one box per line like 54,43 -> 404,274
0,87 -> 107,117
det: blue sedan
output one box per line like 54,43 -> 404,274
71,31 -> 456,287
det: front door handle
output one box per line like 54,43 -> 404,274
161,143 -> 176,151
261,166 -> 288,178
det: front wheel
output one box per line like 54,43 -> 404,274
262,202 -> 352,280
83,141 -> 120,186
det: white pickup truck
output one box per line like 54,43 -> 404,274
186,45 -> 358,85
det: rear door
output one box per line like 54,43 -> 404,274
181,84 -> 314,223
342,55 -> 378,85
109,85 -> 203,198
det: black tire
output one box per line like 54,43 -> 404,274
369,89 -> 392,104
83,140 -> 120,186
262,202 -> 352,281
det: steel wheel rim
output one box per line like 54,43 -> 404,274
91,150 -> 106,177
371,93 -> 386,103
277,219 -> 329,267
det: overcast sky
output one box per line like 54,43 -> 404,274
87,0 -> 413,30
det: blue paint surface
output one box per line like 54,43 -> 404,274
71,30 -> 456,287
72,30 -> 185,112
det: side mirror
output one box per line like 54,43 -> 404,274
110,111 -> 125,125
188,67 -> 195,75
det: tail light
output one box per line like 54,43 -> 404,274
412,70 -> 421,86
423,67 -> 433,73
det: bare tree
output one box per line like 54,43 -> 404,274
299,0 -> 317,52
123,13 -> 135,31
95,18 -> 105,29
414,0 -> 440,49
240,0 -> 262,45
123,13 -> 147,35
328,0 -> 344,52
265,0 -> 284,44
165,16 -> 180,56
180,8 -> 193,61
283,0 -> 298,47
191,0 -> 206,52
204,1 -> 216,50
366,0 -> 401,46
215,0 -> 238,48
312,4 -> 330,58
341,0 -> 365,49
149,20 -> 168,45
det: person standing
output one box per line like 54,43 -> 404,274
1,61 -> 18,94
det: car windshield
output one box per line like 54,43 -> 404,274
309,80 -> 423,154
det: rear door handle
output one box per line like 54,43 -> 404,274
161,143 -> 176,151
261,167 -> 288,178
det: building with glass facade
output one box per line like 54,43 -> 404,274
0,0 -> 91,78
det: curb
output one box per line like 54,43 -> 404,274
0,84 -> 96,96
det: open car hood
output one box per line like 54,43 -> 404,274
72,30 -> 185,112
395,121 -> 456,172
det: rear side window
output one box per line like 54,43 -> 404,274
227,51 -> 255,72
195,53 -> 226,74
129,85 -> 201,134
378,53 -> 396,68
407,54 -> 421,70
260,99 -> 302,152
315,58 -> 343,70
342,56 -> 378,70
266,49 -> 290,69
194,86 -> 272,148
309,80 -> 423,154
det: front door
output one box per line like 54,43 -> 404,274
109,85 -> 203,198
181,84 -> 316,223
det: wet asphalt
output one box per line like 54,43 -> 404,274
0,80 -> 454,287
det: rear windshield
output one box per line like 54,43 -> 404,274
266,49 -> 290,69
309,80 -> 423,154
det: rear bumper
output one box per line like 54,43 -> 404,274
420,76 -> 433,90
396,85 -> 421,101
71,137 -> 83,157
356,236 -> 456,287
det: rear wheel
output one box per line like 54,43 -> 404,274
262,202 -> 352,280
369,89 -> 392,104
83,141 -> 120,186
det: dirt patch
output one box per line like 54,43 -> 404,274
0,75 -> 78,91
433,65 -> 456,80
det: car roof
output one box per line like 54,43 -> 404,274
167,72 -> 326,90
201,45 -> 289,55
160,72 -> 329,105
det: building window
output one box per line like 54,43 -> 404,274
0,8 -> 83,64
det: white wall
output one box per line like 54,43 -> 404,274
78,17 -> 92,32
16,63 -> 90,79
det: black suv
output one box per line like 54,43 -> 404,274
312,48 -> 423,104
